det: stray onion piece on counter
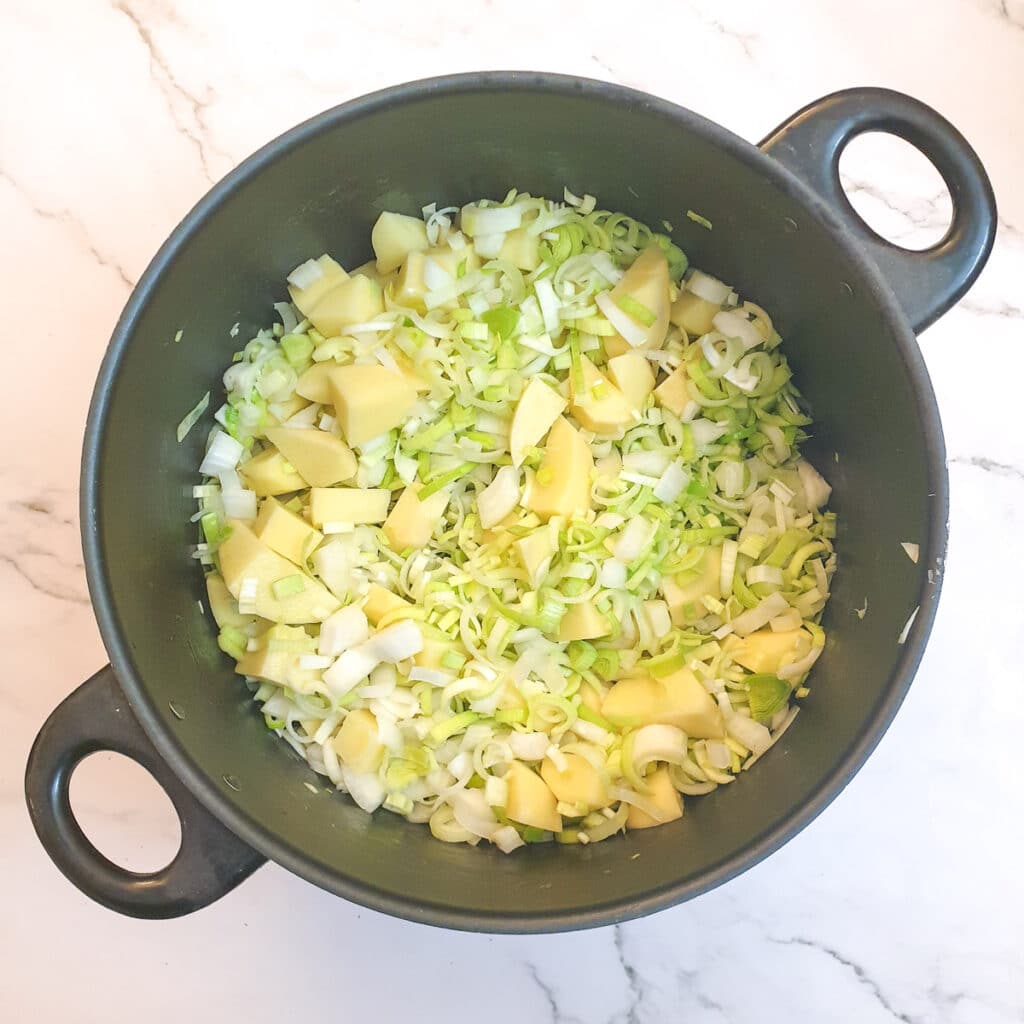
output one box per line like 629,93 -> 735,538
184,188 -> 836,852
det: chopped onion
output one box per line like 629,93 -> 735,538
730,592 -> 790,635
534,277 -> 561,334
594,290 -> 647,347
461,203 -> 523,237
691,419 -> 730,446
363,620 -> 423,663
477,465 -> 520,529
323,647 -> 378,696
687,270 -> 731,304
897,605 -> 920,645
200,430 -> 243,476
726,714 -> 772,756
319,605 -> 370,656
287,258 -> 324,290
713,310 -> 762,351
653,460 -> 689,503
614,516 -> 652,562
509,731 -> 550,761
473,232 -> 506,258
341,767 -> 385,813
797,459 -> 832,510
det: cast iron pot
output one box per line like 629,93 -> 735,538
26,73 -> 996,930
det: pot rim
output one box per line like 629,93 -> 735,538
80,71 -> 948,932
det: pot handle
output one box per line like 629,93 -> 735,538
25,665 -> 265,918
759,87 -> 997,333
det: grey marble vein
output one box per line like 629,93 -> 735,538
0,550 -> 89,605
769,936 -> 920,1024
0,169 -> 135,288
523,962 -> 584,1024
613,926 -> 645,1024
949,455 -> 1024,481
840,175 -> 951,235
997,0 -> 1024,31
112,0 -> 226,183
958,296 -> 1024,319
690,2 -> 758,59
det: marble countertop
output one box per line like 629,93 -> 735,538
4,1 -> 1023,1021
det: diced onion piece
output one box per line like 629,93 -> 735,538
746,565 -> 784,587
364,620 -> 423,663
220,486 -> 257,520
897,605 -> 919,645
298,654 -> 334,670
769,608 -> 803,632
653,460 -> 688,503
200,430 -> 244,476
492,824 -> 524,853
594,290 -> 647,347
478,465 -> 521,529
690,419 -> 730,446
797,459 -> 832,510
509,731 -> 550,761
449,787 -> 499,840
599,559 -> 627,589
319,605 -> 371,656
534,277 -> 561,334
473,232 -> 506,258
461,203 -> 523,237
287,258 -> 324,289
730,592 -> 790,635
323,647 -> 379,696
408,666 -> 455,686
713,310 -> 763,351
686,270 -> 731,304
341,767 -> 385,813
614,516 -> 652,562
726,714 -> 772,755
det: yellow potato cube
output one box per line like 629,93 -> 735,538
264,394 -> 311,427
525,417 -> 593,521
308,488 -> 391,527
607,351 -> 656,409
670,290 -> 720,336
601,668 -> 724,738
334,709 -> 384,773
363,583 -> 411,626
658,666 -> 725,738
514,529 -> 556,585
541,753 -> 609,810
626,767 -> 683,829
730,629 -> 812,675
608,247 -> 671,350
504,761 -> 562,833
254,497 -> 323,566
499,226 -> 540,271
383,482 -> 450,551
326,364 -> 417,445
569,354 -> 637,434
235,624 -> 319,690
662,546 -> 723,626
205,573 -> 255,630
287,254 -> 348,318
264,426 -> 356,487
372,211 -> 430,273
653,364 -> 693,417
510,378 -> 567,467
239,448 -> 308,497
307,275 -> 384,336
558,599 -> 610,642
394,250 -> 428,311
296,362 -> 333,404
218,522 -> 339,624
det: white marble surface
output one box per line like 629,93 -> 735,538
3,1 -> 1023,1021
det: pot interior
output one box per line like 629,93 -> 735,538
90,78 -> 939,927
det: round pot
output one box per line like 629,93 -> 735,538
26,73 -> 995,931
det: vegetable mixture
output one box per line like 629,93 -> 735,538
186,189 -> 835,852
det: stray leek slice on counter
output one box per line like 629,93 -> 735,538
188,187 -> 838,854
